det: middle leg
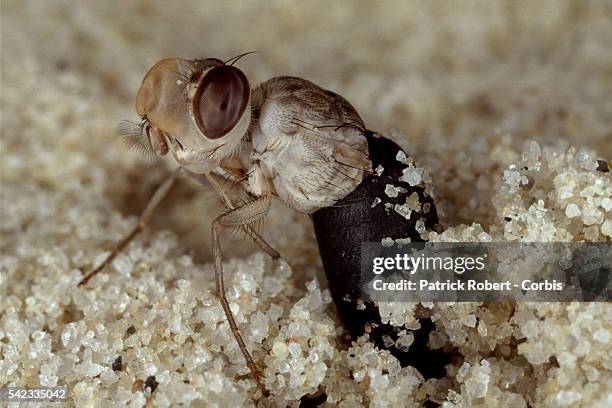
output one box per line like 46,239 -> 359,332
211,196 -> 272,395
204,171 -> 281,259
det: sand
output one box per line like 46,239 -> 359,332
1,1 -> 611,406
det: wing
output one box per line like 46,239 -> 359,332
250,76 -> 372,213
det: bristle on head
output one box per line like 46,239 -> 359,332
117,119 -> 157,161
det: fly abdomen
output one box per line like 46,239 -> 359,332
312,132 -> 448,377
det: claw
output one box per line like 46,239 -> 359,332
237,366 -> 268,397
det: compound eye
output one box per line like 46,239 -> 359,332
193,65 -> 250,139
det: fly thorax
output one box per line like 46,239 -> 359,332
248,160 -> 274,197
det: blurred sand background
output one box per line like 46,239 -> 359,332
1,1 -> 611,406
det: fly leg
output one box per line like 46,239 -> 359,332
78,168 -> 180,287
202,171 -> 281,260
211,196 -> 272,395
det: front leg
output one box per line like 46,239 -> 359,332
78,168 -> 181,287
211,196 -> 272,396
